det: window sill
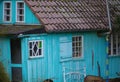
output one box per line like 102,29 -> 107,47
60,57 -> 84,62
108,55 -> 120,58
28,56 -> 44,59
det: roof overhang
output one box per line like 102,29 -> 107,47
0,24 -> 45,37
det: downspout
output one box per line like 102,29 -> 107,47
105,0 -> 112,82
106,0 -> 112,31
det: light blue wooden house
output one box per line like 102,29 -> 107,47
0,0 -> 120,82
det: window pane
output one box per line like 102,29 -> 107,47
18,9 -> 24,15
20,16 -> 24,21
113,48 -> 116,55
30,50 -> 32,56
5,10 -> 10,15
17,16 -> 24,21
72,38 -> 75,42
5,3 -> 10,8
17,2 -> 24,8
33,44 -> 37,53
38,41 -> 42,48
39,49 -> 41,55
29,42 -> 32,49
4,16 -> 10,21
6,16 -> 10,21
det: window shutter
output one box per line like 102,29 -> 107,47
60,37 -> 72,59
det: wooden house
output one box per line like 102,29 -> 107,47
0,0 -> 120,82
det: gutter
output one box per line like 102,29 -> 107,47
106,0 -> 112,31
99,0 -> 112,36
105,1 -> 112,82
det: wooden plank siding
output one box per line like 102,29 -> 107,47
0,38 -> 11,80
0,0 -> 40,25
0,32 -> 120,82
20,32 -> 107,82
109,56 -> 120,78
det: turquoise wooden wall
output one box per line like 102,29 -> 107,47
0,38 -> 11,79
20,32 -> 107,82
0,0 -> 40,24
109,56 -> 120,78
0,32 -> 120,82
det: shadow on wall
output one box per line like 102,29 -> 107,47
0,62 -> 10,82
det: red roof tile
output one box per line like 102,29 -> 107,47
25,0 -> 109,32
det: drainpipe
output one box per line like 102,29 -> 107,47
106,0 -> 112,31
105,0 -> 112,82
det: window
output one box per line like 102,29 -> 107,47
3,1 -> 11,22
16,1 -> 24,22
109,33 -> 120,56
72,36 -> 83,58
29,40 -> 43,58
60,36 -> 83,60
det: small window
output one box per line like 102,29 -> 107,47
29,40 -> 43,58
16,1 -> 24,22
109,33 -> 120,56
3,1 -> 11,22
72,36 -> 83,58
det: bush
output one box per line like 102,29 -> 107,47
0,62 -> 10,82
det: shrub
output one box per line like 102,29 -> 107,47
0,62 -> 10,82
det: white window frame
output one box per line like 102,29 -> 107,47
109,33 -> 120,56
72,36 -> 83,58
3,1 -> 12,22
28,40 -> 43,58
16,1 -> 25,23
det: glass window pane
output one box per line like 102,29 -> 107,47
38,41 -> 42,48
5,10 -> 10,15
18,9 -> 24,15
17,2 -> 24,8
20,16 -> 23,21
30,50 -> 32,56
113,49 -> 116,55
5,3 -> 10,8
39,49 -> 41,55
33,44 -> 37,53
6,16 -> 10,21
29,42 -> 32,49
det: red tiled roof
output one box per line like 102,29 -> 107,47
25,0 -> 109,32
